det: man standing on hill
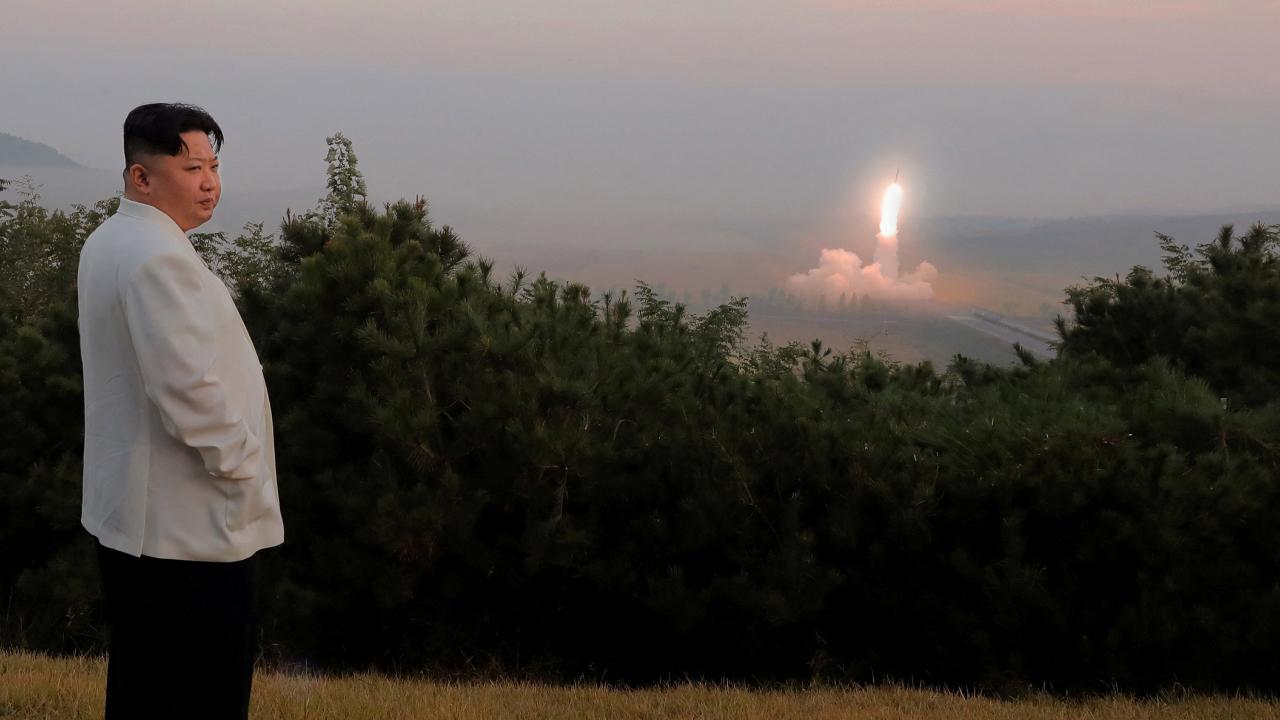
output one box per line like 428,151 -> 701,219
77,103 -> 283,719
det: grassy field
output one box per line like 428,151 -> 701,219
3,651 -> 1279,719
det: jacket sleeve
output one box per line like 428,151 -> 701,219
122,250 -> 262,481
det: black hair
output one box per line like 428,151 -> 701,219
123,103 -> 224,168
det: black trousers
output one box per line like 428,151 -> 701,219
96,541 -> 258,720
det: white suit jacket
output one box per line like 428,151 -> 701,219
77,198 -> 283,562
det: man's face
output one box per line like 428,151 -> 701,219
127,130 -> 221,232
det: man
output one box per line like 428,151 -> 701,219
77,103 -> 283,719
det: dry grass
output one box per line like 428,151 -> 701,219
3,650 -> 1278,720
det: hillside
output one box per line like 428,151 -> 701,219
0,131 -> 79,168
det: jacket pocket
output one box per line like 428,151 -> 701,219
223,471 -> 273,532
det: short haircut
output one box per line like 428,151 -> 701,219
123,103 -> 224,168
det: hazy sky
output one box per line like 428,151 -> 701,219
3,0 -> 1278,247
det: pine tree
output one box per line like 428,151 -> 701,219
0,178 -> 117,324
1058,223 -> 1280,407
315,131 -> 368,227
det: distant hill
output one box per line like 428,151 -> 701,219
0,132 -> 79,168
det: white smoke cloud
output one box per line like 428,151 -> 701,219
786,233 -> 937,304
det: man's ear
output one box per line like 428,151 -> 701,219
125,162 -> 151,195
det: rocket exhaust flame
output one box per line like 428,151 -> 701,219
879,182 -> 903,237
786,175 -> 937,306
